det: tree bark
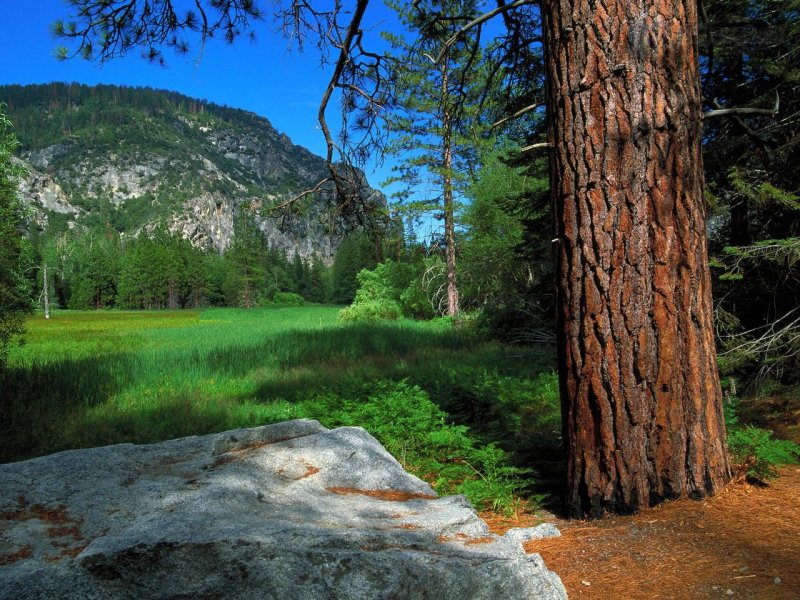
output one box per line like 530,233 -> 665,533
43,263 -> 50,319
541,0 -> 732,517
441,56 -> 459,317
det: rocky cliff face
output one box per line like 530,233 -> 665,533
2,83 -> 384,262
11,156 -> 80,231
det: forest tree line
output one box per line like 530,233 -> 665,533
26,218 -> 380,311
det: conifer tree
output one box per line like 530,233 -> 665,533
542,0 -> 731,516
330,233 -> 378,304
265,246 -> 293,298
306,256 -> 329,303
291,251 -> 307,298
68,230 -> 119,309
383,0 -> 485,316
226,209 -> 268,308
0,107 -> 31,368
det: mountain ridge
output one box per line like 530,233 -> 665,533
1,82 -> 384,262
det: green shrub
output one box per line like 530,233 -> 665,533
398,260 -> 436,319
337,259 -> 435,322
338,263 -> 405,322
338,298 -> 403,322
271,291 -> 305,307
727,425 -> 800,480
724,397 -> 800,479
319,381 -> 532,514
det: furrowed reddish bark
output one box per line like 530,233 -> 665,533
541,0 -> 732,517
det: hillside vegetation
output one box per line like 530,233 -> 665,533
1,82 -> 383,260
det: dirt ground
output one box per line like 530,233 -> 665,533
483,467 -> 800,599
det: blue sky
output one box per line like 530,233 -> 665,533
0,0 -> 401,190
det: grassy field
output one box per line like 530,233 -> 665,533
1,307 -> 561,513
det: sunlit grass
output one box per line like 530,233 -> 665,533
1,306 -> 560,512
10,307 -> 340,365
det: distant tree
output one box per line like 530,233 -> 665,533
382,0 -> 486,316
39,232 -> 78,309
265,247 -> 294,297
0,106 -> 32,368
36,238 -> 64,318
291,251 -> 308,298
204,252 -> 235,307
182,241 -> 208,308
226,210 -> 268,308
460,147 -> 552,342
117,226 -> 206,309
117,238 -> 149,308
68,231 -> 120,309
330,232 -> 378,304
305,256 -> 330,303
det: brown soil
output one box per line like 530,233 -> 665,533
485,468 -> 800,599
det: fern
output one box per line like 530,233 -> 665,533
724,397 -> 800,480
728,426 -> 800,480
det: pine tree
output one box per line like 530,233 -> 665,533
68,230 -> 119,309
0,106 -> 32,368
306,256 -> 329,303
542,0 -> 731,516
330,233 -> 378,304
226,209 -> 268,308
382,0 -> 485,316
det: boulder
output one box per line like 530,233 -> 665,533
0,420 -> 566,599
504,524 -> 562,545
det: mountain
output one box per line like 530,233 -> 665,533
1,82 -> 384,262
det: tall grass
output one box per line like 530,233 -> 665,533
1,307 -> 560,512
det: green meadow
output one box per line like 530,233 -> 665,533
1,307 -> 561,513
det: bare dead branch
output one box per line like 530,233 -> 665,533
704,100 -> 780,119
703,94 -> 781,151
434,0 -> 537,64
720,306 -> 800,362
263,177 -> 334,213
519,142 -> 551,152
491,102 -> 539,130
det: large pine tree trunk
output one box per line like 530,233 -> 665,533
541,0 -> 732,517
